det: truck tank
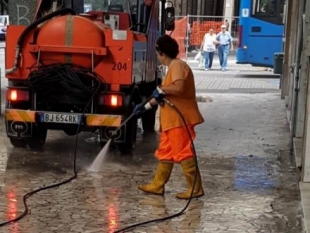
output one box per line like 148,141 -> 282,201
37,15 -> 105,69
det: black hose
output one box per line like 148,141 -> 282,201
28,63 -> 104,102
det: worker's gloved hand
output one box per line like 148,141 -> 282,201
152,86 -> 165,106
133,102 -> 152,116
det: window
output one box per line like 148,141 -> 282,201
252,0 -> 276,17
251,0 -> 285,25
84,0 -> 138,12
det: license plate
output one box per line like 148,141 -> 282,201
40,113 -> 81,124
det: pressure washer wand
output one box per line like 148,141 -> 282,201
89,96 -> 154,172
112,113 -> 134,135
112,96 -> 173,139
110,95 -> 154,137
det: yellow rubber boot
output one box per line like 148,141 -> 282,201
176,158 -> 204,199
138,162 -> 174,195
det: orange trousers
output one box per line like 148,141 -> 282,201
155,125 -> 196,163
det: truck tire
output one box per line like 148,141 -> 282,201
141,77 -> 161,133
27,126 -> 48,149
118,114 -> 137,154
63,128 -> 79,136
142,107 -> 157,133
117,92 -> 138,154
9,138 -> 27,148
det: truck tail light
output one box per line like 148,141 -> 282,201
99,93 -> 123,107
7,89 -> 29,101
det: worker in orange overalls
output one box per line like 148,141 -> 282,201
133,34 -> 204,199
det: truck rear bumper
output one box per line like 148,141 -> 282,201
5,109 -> 122,127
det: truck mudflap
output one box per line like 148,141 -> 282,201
5,109 -> 122,137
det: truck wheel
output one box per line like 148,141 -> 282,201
140,77 -> 161,133
27,126 -> 47,149
118,115 -> 137,154
9,138 -> 27,148
117,92 -> 138,154
63,128 -> 78,136
142,107 -> 157,133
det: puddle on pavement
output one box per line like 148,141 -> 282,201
233,154 -> 278,192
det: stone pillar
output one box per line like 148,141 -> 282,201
294,0 -> 307,138
182,0 -> 188,16
287,0 -> 299,111
301,0 -> 310,182
8,0 -> 38,25
197,0 -> 202,16
173,0 -> 182,15
223,0 -> 235,33
281,0 -> 293,100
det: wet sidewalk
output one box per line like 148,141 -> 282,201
0,92 -> 304,233
185,57 -> 280,94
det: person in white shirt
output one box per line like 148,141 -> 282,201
216,24 -> 233,71
200,29 -> 217,70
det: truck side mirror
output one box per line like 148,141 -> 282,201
165,5 -> 175,31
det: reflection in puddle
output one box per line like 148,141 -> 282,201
7,190 -> 17,221
233,155 -> 277,192
6,187 -> 19,233
92,181 -> 120,232
108,203 -> 118,233
107,188 -> 119,233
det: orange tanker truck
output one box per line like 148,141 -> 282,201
4,0 -> 175,153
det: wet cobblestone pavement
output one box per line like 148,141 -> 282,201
0,93 -> 304,233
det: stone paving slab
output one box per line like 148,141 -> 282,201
194,76 -> 279,90
0,93 -> 304,233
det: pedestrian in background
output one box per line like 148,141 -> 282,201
133,35 -> 205,199
216,24 -> 234,71
200,28 -> 217,70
